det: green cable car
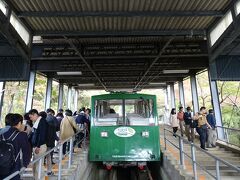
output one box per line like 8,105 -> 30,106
89,93 -> 160,168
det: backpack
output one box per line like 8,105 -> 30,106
0,131 -> 20,175
197,114 -> 207,127
46,120 -> 57,147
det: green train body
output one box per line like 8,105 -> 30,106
89,93 -> 160,166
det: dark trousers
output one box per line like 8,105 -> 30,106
198,126 -> 207,149
77,132 -> 84,148
172,127 -> 178,137
63,142 -> 70,155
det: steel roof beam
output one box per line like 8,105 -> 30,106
31,53 -> 208,61
63,36 -> 108,91
34,30 -> 205,36
72,85 -> 167,90
61,77 -> 181,84
209,12 -> 240,62
0,12 -> 29,61
17,11 -> 224,18
134,37 -> 174,90
53,74 -> 187,79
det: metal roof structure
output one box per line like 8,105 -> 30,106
0,0 -> 236,91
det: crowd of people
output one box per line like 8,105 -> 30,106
0,107 -> 91,180
169,106 -> 217,150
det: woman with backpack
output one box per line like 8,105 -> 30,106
60,109 -> 79,155
0,113 -> 31,180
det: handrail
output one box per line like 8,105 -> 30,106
216,125 -> 240,147
216,126 -> 240,132
3,128 -> 87,180
163,127 -> 240,180
164,128 -> 240,172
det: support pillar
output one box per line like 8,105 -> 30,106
44,77 -> 53,110
58,83 -> 64,111
67,86 -> 72,110
0,82 -> 5,121
164,88 -> 170,124
169,83 -> 176,109
25,71 -> 36,112
209,78 -> 224,139
190,75 -> 199,114
178,81 -> 185,110
74,89 -> 78,112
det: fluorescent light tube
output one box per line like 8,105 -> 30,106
149,82 -> 166,85
32,36 -> 43,43
57,71 -> 82,75
78,83 -> 95,87
163,70 -> 189,74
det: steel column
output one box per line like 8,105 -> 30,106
25,71 -> 36,112
58,83 -> 64,110
169,83 -> 176,109
0,82 -> 5,121
44,77 -> 53,110
164,88 -> 170,124
74,89 -> 78,112
209,76 -> 224,139
179,81 -> 186,110
190,75 -> 199,114
67,86 -> 72,109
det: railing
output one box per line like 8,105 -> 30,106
163,127 -> 240,180
3,128 -> 87,180
216,126 -> 240,147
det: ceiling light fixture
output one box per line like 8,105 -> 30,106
163,70 -> 189,74
149,82 -> 166,85
57,71 -> 82,76
32,36 -> 43,43
78,83 -> 95,87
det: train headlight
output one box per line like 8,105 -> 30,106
142,131 -> 149,138
100,131 -> 108,137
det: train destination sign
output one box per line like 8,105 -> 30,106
114,127 -> 136,137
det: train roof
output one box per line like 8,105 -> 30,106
91,92 -> 156,100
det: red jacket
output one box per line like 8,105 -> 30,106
177,112 -> 184,121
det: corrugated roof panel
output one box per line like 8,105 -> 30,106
26,16 -> 215,31
12,0 -> 230,12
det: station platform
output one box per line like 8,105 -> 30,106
160,125 -> 240,180
5,125 -> 240,180
21,148 -> 91,180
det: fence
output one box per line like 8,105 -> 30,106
4,128 -> 87,180
163,127 -> 240,180
216,126 -> 240,147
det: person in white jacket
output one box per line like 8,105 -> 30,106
169,108 -> 178,137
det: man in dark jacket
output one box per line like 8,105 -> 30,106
184,107 -> 194,142
28,109 -> 47,180
0,113 -> 31,180
206,109 -> 217,148
75,109 -> 88,148
45,108 -> 59,175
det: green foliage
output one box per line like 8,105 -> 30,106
196,71 -> 212,109
78,90 -> 91,109
0,81 -> 27,124
62,85 -> 68,110
32,74 -> 47,111
51,81 -> 59,112
217,81 -> 240,129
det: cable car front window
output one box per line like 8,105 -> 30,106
125,98 -> 155,126
94,98 -> 155,126
94,99 -> 123,126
